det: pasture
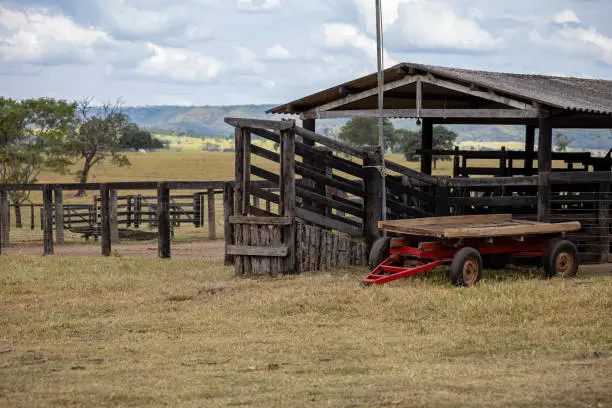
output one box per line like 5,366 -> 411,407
0,256 -> 610,407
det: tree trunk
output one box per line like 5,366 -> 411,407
14,203 -> 22,228
75,158 -> 93,197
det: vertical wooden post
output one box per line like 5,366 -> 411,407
435,182 -> 450,217
109,189 -> 119,243
40,208 -> 44,231
421,119 -> 433,175
193,192 -> 202,227
453,146 -> 460,177
234,126 -> 246,215
223,182 -> 235,265
599,181 -> 610,263
500,146 -> 507,177
302,119 -> 316,208
126,197 -> 133,227
43,185 -> 54,255
100,184 -> 111,256
54,187 -> 64,245
280,127 -> 296,274
92,195 -> 98,226
525,125 -> 536,176
538,113 -> 552,222
242,130 -> 251,215
134,195 -> 141,228
207,189 -> 216,240
0,188 -> 9,246
364,146 -> 383,255
30,204 -> 35,230
157,182 -> 171,259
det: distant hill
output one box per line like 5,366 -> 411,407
123,105 -> 612,151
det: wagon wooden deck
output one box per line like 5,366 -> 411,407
378,214 -> 581,240
364,214 -> 582,286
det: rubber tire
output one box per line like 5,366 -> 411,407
543,240 -> 579,278
369,237 -> 392,270
483,254 -> 509,270
451,247 -> 483,287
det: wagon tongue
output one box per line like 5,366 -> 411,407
362,255 -> 443,286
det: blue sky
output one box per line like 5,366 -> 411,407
0,0 -> 611,106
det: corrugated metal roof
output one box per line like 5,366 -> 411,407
268,62 -> 612,115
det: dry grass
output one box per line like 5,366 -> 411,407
1,255 -> 610,407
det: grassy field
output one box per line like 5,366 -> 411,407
0,256 -> 610,407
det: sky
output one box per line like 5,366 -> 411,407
0,0 -> 611,106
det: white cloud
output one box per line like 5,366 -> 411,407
265,44 -> 293,60
531,26 -> 612,65
0,6 -> 111,64
385,1 -> 500,53
355,0 -> 418,34
135,43 -> 222,82
552,9 -> 581,25
234,46 -> 266,74
322,23 -> 398,67
101,0 -> 172,37
237,0 -> 281,12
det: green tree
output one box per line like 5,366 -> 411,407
121,124 -> 164,150
399,125 -> 458,169
0,97 -> 76,226
554,132 -> 572,152
70,99 -> 131,196
338,117 -> 397,151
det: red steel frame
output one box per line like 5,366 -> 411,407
363,237 -> 552,285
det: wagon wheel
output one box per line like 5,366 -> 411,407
368,237 -> 393,270
451,247 -> 483,287
543,240 -> 579,278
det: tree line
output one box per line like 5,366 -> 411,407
0,97 -> 165,203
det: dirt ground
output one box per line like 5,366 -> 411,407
2,240 -> 225,259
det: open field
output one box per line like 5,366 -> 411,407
0,256 -> 610,407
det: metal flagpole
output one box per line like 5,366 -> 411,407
375,0 -> 387,226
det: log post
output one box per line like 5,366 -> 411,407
599,181 -> 610,263
126,197 -> 133,227
435,182 -> 450,217
157,182 -> 171,259
134,195 -> 141,228
280,127 -> 296,274
223,182 -> 235,265
453,146 -> 460,177
538,112 -> 552,222
363,146 -> 383,255
100,184 -> 111,256
234,126 -> 251,216
500,146 -> 508,177
207,188 -> 216,240
420,119 -> 433,175
54,187 -> 64,245
302,119 -> 316,208
30,204 -> 35,231
43,184 -> 54,255
525,125 -> 536,176
193,192 -> 202,227
109,189 -> 119,243
0,187 -> 9,247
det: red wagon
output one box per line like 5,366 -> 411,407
363,214 -> 582,286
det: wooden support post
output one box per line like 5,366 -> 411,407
224,182 -> 235,265
126,197 -> 133,227
435,184 -> 450,217
54,187 -> 64,245
193,192 -> 202,227
500,146 -> 507,177
100,184 -> 111,256
234,126 -> 249,216
207,189 -> 216,240
302,119 -> 316,208
30,204 -> 35,230
109,189 -> 119,243
525,125 -> 536,176
599,182 -> 610,263
280,128 -> 296,274
538,112 -> 552,222
364,147 -> 383,255
134,195 -> 141,228
92,195 -> 98,226
453,146 -> 460,177
0,188 -> 8,247
157,182 -> 171,259
421,119 -> 433,175
40,208 -> 44,231
43,185 -> 54,255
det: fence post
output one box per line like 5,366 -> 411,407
0,187 -> 9,247
157,182 -> 171,259
100,184 -> 111,256
208,189 -> 216,240
500,146 -> 508,177
599,181 -> 610,263
43,184 -> 54,255
126,197 -> 133,227
434,180 -> 450,217
30,204 -> 35,230
193,192 -> 202,227
110,189 -> 119,243
280,127 -> 296,274
92,195 -> 98,226
224,182 -> 235,265
453,146 -> 460,178
40,208 -> 44,231
54,187 -> 64,244
134,195 -> 141,228
363,146 -> 383,256
537,112 -> 552,223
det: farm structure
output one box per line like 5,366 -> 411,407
224,62 -> 612,275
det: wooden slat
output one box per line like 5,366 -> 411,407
379,214 -> 511,230
230,216 -> 292,225
296,208 -> 363,237
444,176 -> 539,187
294,126 -> 364,158
301,108 -> 540,120
443,221 -> 581,239
449,196 -> 537,206
224,117 -> 295,131
226,245 -> 288,257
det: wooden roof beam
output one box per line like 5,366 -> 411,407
301,108 -> 540,120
